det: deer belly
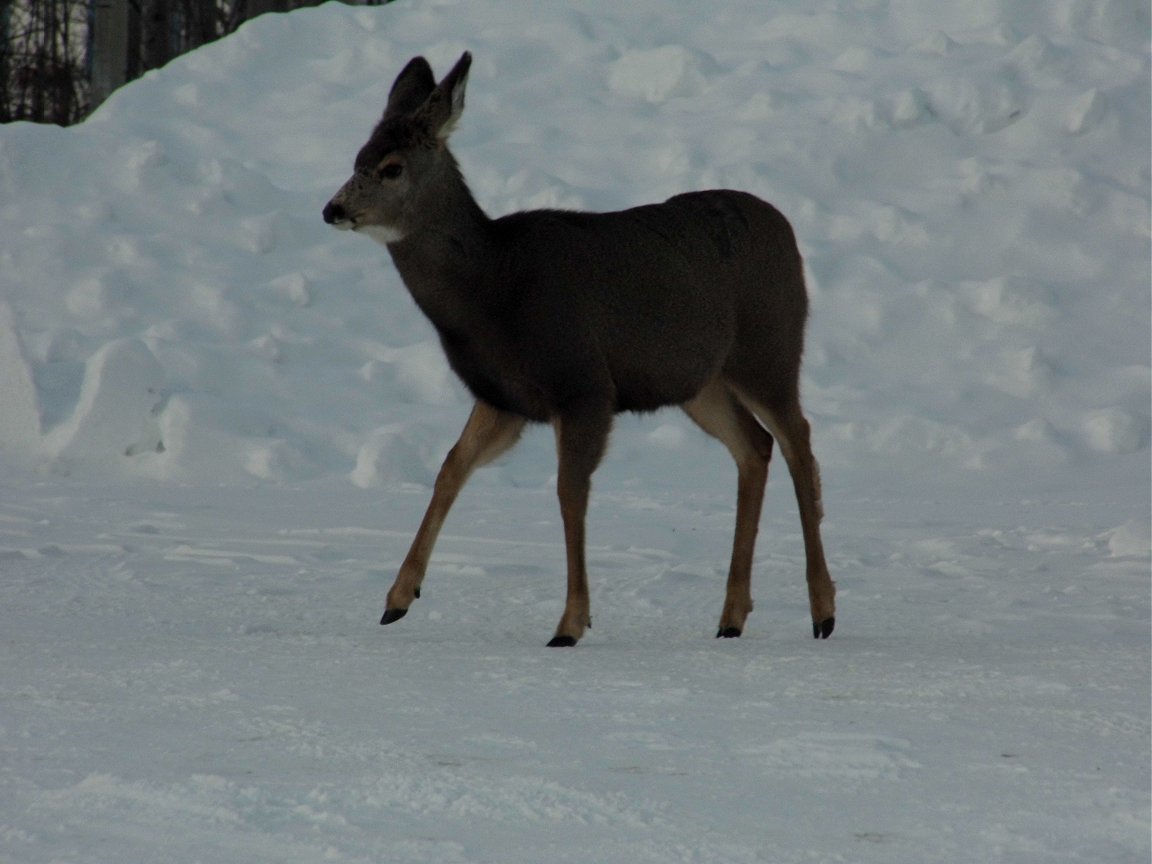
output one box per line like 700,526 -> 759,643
607,311 -> 732,412
612,354 -> 720,413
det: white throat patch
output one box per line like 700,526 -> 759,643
358,224 -> 407,246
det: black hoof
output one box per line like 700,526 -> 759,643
380,608 -> 408,626
716,626 -> 742,639
813,617 -> 835,639
547,635 -> 578,647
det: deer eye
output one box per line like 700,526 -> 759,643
379,162 -> 403,180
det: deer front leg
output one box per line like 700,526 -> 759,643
547,402 -> 613,647
381,401 -> 525,626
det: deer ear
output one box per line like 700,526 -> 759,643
416,51 -> 472,141
384,56 -> 436,121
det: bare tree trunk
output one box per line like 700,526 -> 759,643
194,0 -> 217,45
139,0 -> 170,71
1,1 -> 13,122
89,0 -> 128,108
246,0 -> 285,17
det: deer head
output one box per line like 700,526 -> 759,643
322,52 -> 473,245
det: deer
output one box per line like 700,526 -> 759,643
322,51 -> 836,646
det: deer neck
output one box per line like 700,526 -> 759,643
385,175 -> 500,333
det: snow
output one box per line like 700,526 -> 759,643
0,0 -> 1148,861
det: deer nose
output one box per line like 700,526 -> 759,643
322,201 -> 346,225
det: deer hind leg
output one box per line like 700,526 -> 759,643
548,401 -> 614,647
682,380 -> 773,638
733,389 -> 836,639
381,400 -> 525,626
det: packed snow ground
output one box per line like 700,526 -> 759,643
1,0 -> 1149,862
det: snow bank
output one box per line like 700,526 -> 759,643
0,0 -> 1147,491
0,5 -> 1148,863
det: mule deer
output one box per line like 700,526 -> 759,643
323,52 -> 835,646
